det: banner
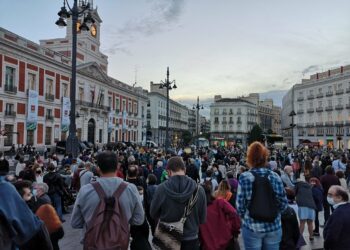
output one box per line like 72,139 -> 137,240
108,111 -> 114,133
122,110 -> 127,131
61,97 -> 71,132
27,90 -> 38,130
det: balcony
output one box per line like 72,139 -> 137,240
316,107 -> 323,112
214,112 -> 219,115
325,121 -> 334,126
326,91 -> 333,97
237,120 -> 242,125
222,121 -> 227,125
315,122 -> 324,126
316,93 -> 324,98
229,121 -> 234,124
46,114 -> 54,121
45,93 -> 55,101
75,100 -> 111,112
325,106 -> 333,111
307,95 -> 315,100
222,112 -> 227,115
336,89 -> 344,95
297,110 -> 304,114
306,123 -> 314,128
229,111 -> 233,115
346,88 -> 350,93
346,104 -> 350,109
335,104 -> 344,110
307,108 -> 314,113
4,110 -> 16,117
297,97 -> 304,101
335,121 -> 344,126
4,85 -> 17,94
214,121 -> 219,124
237,112 -> 242,115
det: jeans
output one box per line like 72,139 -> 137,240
50,193 -> 63,220
242,226 -> 282,250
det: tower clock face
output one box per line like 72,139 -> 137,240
90,25 -> 97,37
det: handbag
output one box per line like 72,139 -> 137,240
152,185 -> 200,250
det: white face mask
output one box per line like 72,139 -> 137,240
327,196 -> 335,206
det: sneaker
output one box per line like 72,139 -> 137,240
313,232 -> 320,236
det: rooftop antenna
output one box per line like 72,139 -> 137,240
133,66 -> 137,88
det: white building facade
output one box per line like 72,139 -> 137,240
282,66 -> 350,149
210,95 -> 258,147
146,91 -> 189,147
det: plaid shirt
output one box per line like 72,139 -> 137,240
236,167 -> 288,233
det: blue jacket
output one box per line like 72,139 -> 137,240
0,176 -> 42,249
312,186 -> 323,212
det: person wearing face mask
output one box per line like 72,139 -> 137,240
281,165 -> 295,189
323,185 -> 350,250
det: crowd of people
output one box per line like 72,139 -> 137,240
0,141 -> 350,250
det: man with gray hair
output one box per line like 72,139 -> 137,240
323,185 -> 350,249
32,182 -> 51,212
79,162 -> 94,187
281,165 -> 295,188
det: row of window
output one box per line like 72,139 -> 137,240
298,97 -> 350,110
3,124 -> 52,146
298,82 -> 350,100
297,127 -> 350,136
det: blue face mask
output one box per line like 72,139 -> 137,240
32,189 -> 38,197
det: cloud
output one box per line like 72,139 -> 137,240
104,0 -> 185,55
301,65 -> 320,76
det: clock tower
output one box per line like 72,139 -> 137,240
40,0 -> 108,73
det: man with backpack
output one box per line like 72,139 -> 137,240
71,151 -> 144,250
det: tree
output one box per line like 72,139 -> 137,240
248,124 -> 264,145
182,131 -> 192,146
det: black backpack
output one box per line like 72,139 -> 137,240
248,171 -> 278,222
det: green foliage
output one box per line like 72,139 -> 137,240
248,124 -> 264,144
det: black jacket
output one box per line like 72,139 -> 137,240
295,181 -> 316,210
43,172 -> 65,196
280,206 -> 300,250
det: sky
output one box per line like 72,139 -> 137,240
2,0 -> 350,110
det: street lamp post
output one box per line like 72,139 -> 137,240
159,67 -> 177,152
193,96 -> 204,147
55,0 -> 95,157
289,110 -> 296,149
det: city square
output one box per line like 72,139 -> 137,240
1,1 -> 350,250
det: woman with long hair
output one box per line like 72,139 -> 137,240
215,180 -> 235,207
309,177 -> 323,237
236,141 -> 288,250
200,181 -> 240,250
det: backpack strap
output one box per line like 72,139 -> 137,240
182,184 -> 200,219
112,182 -> 128,199
91,182 -> 106,201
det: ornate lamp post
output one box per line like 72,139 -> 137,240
193,96 -> 204,147
55,0 -> 95,157
289,110 -> 296,149
159,67 -> 177,152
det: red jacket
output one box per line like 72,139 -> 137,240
199,198 -> 241,250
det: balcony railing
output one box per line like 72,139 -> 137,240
4,85 -> 17,94
335,104 -> 344,110
316,93 -> 324,98
307,95 -> 315,100
237,112 -> 242,115
222,112 -> 227,115
325,121 -> 334,126
229,112 -> 233,115
214,121 -> 219,124
229,121 -> 234,124
346,88 -> 350,93
4,110 -> 16,117
325,106 -> 333,111
75,100 -> 110,112
46,114 -> 54,121
316,107 -> 323,112
237,120 -> 242,124
297,110 -> 304,114
307,108 -> 314,113
336,89 -> 344,95
45,93 -> 55,101
335,121 -> 344,126
326,91 -> 333,97
297,97 -> 304,101
222,121 -> 227,125
315,122 -> 324,126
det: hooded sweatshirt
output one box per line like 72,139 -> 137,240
150,175 -> 206,241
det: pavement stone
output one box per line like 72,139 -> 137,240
59,207 -> 326,250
